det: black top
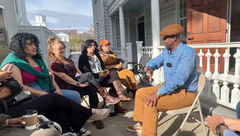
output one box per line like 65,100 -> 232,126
78,53 -> 105,79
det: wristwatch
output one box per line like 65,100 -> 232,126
216,123 -> 227,136
156,91 -> 161,96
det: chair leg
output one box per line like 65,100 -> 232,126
82,97 -> 90,108
197,101 -> 206,135
177,108 -> 194,135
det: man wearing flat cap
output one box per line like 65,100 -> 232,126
127,24 -> 199,136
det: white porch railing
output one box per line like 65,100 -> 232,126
134,41 -> 240,110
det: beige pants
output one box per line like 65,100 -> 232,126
133,85 -> 196,136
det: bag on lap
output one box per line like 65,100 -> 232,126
0,77 -> 32,110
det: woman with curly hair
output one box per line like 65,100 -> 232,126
0,33 -> 81,104
0,33 -> 111,135
78,40 -> 131,102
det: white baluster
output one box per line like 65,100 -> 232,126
220,81 -> 230,103
205,49 -> 212,77
231,48 -> 240,107
211,49 -> 220,101
136,41 -> 143,63
125,42 -> 132,63
233,48 -> 240,81
222,48 -> 230,78
212,80 -> 220,100
212,49 -> 220,78
219,48 -> 231,104
231,84 -> 240,107
198,49 -> 204,73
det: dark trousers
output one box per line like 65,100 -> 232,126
73,85 -> 99,108
100,70 -> 119,85
0,93 -> 92,133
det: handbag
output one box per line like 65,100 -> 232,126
0,77 -> 32,108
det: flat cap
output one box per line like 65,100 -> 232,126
160,24 -> 184,37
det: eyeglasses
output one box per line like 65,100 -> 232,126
103,44 -> 110,47
88,45 -> 97,48
163,35 -> 176,41
57,47 -> 66,50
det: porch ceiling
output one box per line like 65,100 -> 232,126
123,0 -> 150,13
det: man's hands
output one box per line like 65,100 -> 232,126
144,92 -> 160,108
6,117 -> 26,127
144,66 -> 153,83
205,114 -> 226,135
0,70 -> 12,82
220,115 -> 240,132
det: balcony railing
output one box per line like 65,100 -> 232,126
123,41 -> 240,110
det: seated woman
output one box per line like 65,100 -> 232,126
78,39 -> 131,102
47,36 -> 120,107
0,33 -> 80,104
99,40 -> 137,96
47,36 -> 120,129
0,64 -> 110,135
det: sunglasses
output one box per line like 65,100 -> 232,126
163,35 -> 177,40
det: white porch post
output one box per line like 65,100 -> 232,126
151,0 -> 161,84
151,0 -> 160,57
119,5 -> 126,58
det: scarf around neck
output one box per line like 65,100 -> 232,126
0,52 -> 55,92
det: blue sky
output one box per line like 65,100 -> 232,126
25,0 -> 93,33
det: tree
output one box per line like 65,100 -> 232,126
69,25 -> 95,52
69,34 -> 84,52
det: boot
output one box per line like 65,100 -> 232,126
97,87 -> 120,106
113,80 -> 131,101
116,102 -> 128,113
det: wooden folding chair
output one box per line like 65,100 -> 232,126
158,73 -> 206,136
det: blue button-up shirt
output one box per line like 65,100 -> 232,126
224,129 -> 239,136
146,42 -> 198,95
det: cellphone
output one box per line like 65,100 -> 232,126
5,64 -> 13,72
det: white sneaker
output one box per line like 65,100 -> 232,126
127,122 -> 142,133
79,128 -> 91,136
88,108 -> 110,122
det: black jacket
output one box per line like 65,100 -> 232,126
78,53 -> 105,79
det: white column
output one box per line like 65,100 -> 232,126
151,0 -> 160,58
119,5 -> 126,59
126,42 -> 133,63
136,41 -> 143,63
151,0 -> 161,85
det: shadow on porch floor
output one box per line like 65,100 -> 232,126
82,87 -> 215,136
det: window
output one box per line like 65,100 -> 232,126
179,0 -> 187,43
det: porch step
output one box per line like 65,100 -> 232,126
200,99 -> 237,119
212,106 -> 237,119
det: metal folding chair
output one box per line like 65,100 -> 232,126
158,73 -> 206,136
127,54 -> 151,86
